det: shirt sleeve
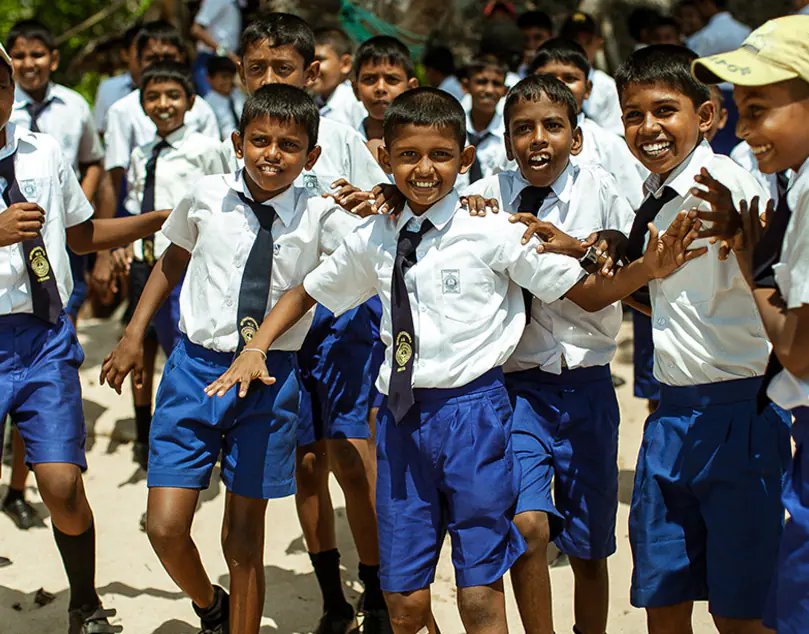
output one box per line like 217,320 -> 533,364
194,0 -> 222,26
77,101 -> 105,165
344,128 -> 391,191
103,104 -> 133,171
601,175 -> 636,235
783,187 -> 809,309
161,189 -> 199,253
303,228 -> 377,316
124,149 -> 143,215
193,98 -> 222,139
318,204 -> 364,256
57,148 -> 94,228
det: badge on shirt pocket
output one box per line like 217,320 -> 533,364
273,243 -> 282,256
20,179 -> 37,199
302,174 -> 321,193
442,269 -> 460,294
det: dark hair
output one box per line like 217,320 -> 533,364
422,46 -> 456,77
314,27 -> 353,58
135,20 -> 185,62
139,61 -> 195,99
517,11 -> 553,33
240,13 -> 315,68
123,23 -> 142,49
353,36 -> 415,79
709,84 -> 725,107
528,38 -> 591,77
6,20 -> 56,52
239,84 -> 320,151
615,44 -> 710,107
466,54 -> 508,80
207,55 -> 238,76
654,15 -> 681,35
627,8 -> 662,43
504,75 -> 579,133
383,87 -> 466,150
479,18 -> 524,72
559,12 -> 600,39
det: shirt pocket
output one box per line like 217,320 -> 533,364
271,243 -> 304,300
440,266 -> 498,323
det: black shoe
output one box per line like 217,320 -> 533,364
3,497 -> 41,530
611,374 -> 626,388
194,586 -> 229,634
360,608 -> 393,634
139,511 -> 147,532
68,605 -> 122,634
0,555 -> 11,568
132,442 -> 149,471
315,603 -> 358,634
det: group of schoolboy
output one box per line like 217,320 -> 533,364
3,5 -> 809,634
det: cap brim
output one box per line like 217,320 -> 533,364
692,47 -> 797,86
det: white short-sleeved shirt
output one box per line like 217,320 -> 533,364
455,108 -> 516,191
574,114 -> 648,209
11,83 -> 104,174
194,0 -> 242,54
320,81 -> 367,130
768,157 -> 809,409
219,116 -> 390,194
800,4 -> 809,15
438,75 -> 465,103
464,163 -> 635,373
125,125 -> 232,261
583,69 -> 624,137
162,171 -> 362,352
303,190 -> 586,394
104,90 -> 220,171
204,89 -> 246,141
642,140 -> 771,386
686,12 -> 751,57
0,123 -> 94,315
729,141 -> 782,200
93,73 -> 136,134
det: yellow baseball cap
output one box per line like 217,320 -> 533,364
691,15 -> 809,86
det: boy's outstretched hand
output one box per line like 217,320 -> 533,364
733,196 -> 773,281
690,168 -> 746,260
642,210 -> 707,279
581,230 -> 629,277
204,349 -> 276,398
324,179 -> 378,217
99,335 -> 145,394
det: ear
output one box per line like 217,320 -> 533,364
696,99 -> 715,136
352,79 -> 360,99
304,61 -> 321,88
232,130 -> 244,160
584,79 -> 593,101
570,125 -> 584,156
718,107 -> 729,131
50,49 -> 60,73
377,144 -> 393,175
187,94 -> 196,111
340,54 -> 353,76
238,59 -> 247,90
407,77 -> 419,89
305,145 -> 322,171
461,77 -> 469,92
504,132 -> 514,161
459,144 -> 477,175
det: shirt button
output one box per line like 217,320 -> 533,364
420,305 -> 427,312
225,298 -> 233,307
656,317 -> 666,327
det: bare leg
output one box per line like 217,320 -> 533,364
713,616 -> 775,634
457,579 -> 509,634
647,603 -> 694,634
33,462 -> 92,535
295,440 -> 336,552
9,427 -> 29,492
385,588 -> 436,634
569,556 -> 609,634
511,511 -> 554,634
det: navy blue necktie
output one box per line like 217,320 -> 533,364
234,193 -> 276,358
518,185 -> 553,322
25,97 -> 54,133
140,139 -> 171,265
467,131 -> 492,184
389,219 -> 434,422
227,95 -> 241,133
0,153 -> 62,323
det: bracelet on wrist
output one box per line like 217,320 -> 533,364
241,347 -> 267,361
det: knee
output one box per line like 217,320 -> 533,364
514,512 -> 551,557
38,469 -> 82,516
457,587 -> 502,631
385,592 -> 431,634
222,523 -> 264,570
296,444 -> 329,493
147,514 -> 190,555
569,556 -> 607,581
330,440 -> 370,488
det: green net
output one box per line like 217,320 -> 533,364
339,0 -> 428,57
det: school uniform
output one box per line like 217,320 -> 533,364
123,125 -> 229,355
456,108 -> 515,190
631,309 -> 659,401
730,141 -> 784,200
582,69 -> 624,136
150,170 -> 360,498
204,88 -> 246,141
192,0 -> 242,95
686,12 -> 751,57
303,189 -> 587,592
574,114 -> 648,209
319,80 -> 367,130
104,89 -> 219,172
93,72 -> 136,134
0,123 -> 94,467
464,163 -> 634,558
437,75 -> 465,103
760,156 -> 809,634
628,140 -> 792,618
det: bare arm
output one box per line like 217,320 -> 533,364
80,161 -> 104,203
623,295 -> 652,317
66,209 -> 170,255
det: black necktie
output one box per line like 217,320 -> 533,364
467,131 -> 492,184
518,185 -> 553,322
140,139 -> 171,265
25,98 -> 54,133
234,192 -> 276,358
0,154 -> 62,324
227,95 -> 241,133
389,218 -> 434,422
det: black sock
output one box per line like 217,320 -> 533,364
310,549 -> 349,613
358,563 -> 385,611
52,522 -> 100,610
134,405 -> 152,444
4,486 -> 24,504
194,585 -> 229,626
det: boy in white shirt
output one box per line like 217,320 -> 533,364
93,25 -> 140,135
100,85 -> 362,634
190,0 -> 242,95
205,55 -> 246,140
313,27 -> 366,129
203,87 -> 704,634
464,74 -> 636,634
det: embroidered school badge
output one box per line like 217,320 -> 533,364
302,174 -> 320,192
442,269 -> 460,294
239,316 -> 260,343
395,332 -> 413,371
29,246 -> 51,281
20,179 -> 37,199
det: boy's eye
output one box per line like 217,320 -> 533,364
623,110 -> 642,122
516,124 -> 532,134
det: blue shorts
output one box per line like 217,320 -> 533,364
0,313 -> 86,468
632,310 -> 660,401
764,407 -> 809,633
148,337 -> 300,500
629,377 -> 791,618
376,368 -> 527,593
296,297 -> 383,446
506,364 -> 619,559
124,260 -> 182,357
65,249 -> 88,320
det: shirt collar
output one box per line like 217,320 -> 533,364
507,161 -> 577,209
466,109 -> 504,138
14,82 -> 59,108
0,122 -> 36,161
153,124 -> 193,150
232,169 -> 300,226
395,189 -> 460,234
644,139 -> 714,199
788,156 -> 809,209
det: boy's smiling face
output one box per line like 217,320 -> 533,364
240,41 -> 319,94
467,68 -> 507,117
312,43 -> 351,98
621,81 -> 713,177
355,60 -> 417,121
533,60 -> 591,112
142,79 -> 193,137
233,115 -> 321,202
0,64 -> 15,132
735,79 -> 809,174
138,39 -> 184,72
505,95 -> 582,188
378,123 -> 475,214
9,37 -> 57,99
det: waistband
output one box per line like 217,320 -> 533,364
413,367 -> 505,403
0,312 -> 65,330
180,336 -> 292,368
660,376 -> 763,408
506,364 -> 611,386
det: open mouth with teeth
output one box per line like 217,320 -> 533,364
156,112 -> 174,120
409,180 -> 440,191
528,153 -> 551,169
749,143 -> 773,157
258,165 -> 283,175
639,140 -> 673,158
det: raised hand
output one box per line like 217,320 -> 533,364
324,179 -> 377,218
642,210 -> 707,279
204,349 -> 276,398
99,334 -> 145,394
460,195 -> 499,216
0,202 -> 45,247
581,229 -> 629,277
508,213 -> 584,257
734,196 -> 773,280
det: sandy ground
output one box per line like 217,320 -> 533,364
0,314 -> 718,634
